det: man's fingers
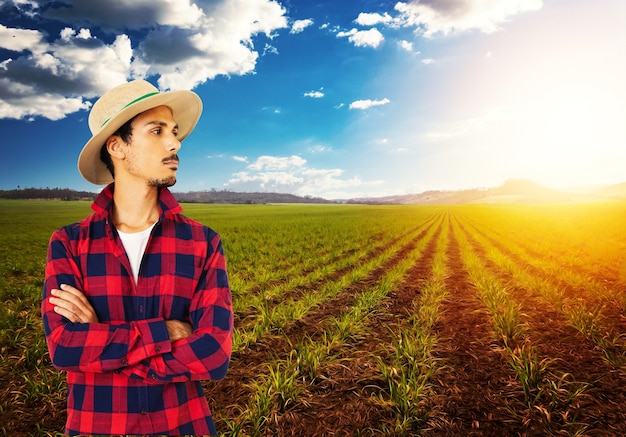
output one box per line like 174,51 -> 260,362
50,295 -> 86,322
53,304 -> 78,323
49,284 -> 98,323
56,284 -> 87,302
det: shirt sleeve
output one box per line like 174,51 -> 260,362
42,228 -> 173,374
118,231 -> 233,383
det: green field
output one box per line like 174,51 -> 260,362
1,200 -> 626,435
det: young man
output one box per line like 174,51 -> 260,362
42,80 -> 233,435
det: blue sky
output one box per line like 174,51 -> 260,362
1,0 -> 624,199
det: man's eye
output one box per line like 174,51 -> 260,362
152,128 -> 162,134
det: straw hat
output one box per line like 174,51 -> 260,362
78,79 -> 203,185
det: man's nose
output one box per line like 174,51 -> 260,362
167,135 -> 181,153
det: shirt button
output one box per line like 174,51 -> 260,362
121,358 -> 128,366
155,346 -> 161,352
150,373 -> 157,380
141,409 -> 147,415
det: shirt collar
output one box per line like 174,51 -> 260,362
91,183 -> 183,218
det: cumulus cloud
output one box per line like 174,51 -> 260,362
225,155 -> 382,198
355,12 -> 393,26
304,88 -> 324,98
249,155 -> 306,171
394,0 -> 543,37
349,98 -> 390,110
291,18 -> 314,34
0,25 -> 130,120
397,40 -> 414,52
0,0 -> 288,120
0,24 -> 42,52
337,28 -> 384,48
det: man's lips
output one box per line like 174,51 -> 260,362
163,159 -> 179,168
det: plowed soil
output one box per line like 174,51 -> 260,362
204,213 -> 626,436
9,211 -> 626,436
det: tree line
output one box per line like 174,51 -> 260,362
0,187 -> 336,204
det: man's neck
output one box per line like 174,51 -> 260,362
111,183 -> 161,233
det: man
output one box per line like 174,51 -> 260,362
42,79 -> 233,435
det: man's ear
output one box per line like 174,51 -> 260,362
106,135 -> 125,160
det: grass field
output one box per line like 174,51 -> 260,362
1,200 -> 625,436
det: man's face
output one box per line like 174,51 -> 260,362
121,105 -> 181,187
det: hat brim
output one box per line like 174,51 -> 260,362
78,90 -> 203,185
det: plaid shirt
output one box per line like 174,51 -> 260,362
42,184 -> 233,436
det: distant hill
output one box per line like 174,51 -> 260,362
589,182 -> 626,200
173,190 -> 335,204
0,187 -> 96,200
0,187 -> 335,204
347,179 -> 626,205
2,179 -> 624,205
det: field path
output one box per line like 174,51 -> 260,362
459,220 -> 626,434
205,215 -> 441,433
426,217 -> 524,435
269,214 -> 444,435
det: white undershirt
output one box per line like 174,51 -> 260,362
117,223 -> 156,283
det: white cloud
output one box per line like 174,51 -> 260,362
424,109 -> 506,140
337,28 -> 384,48
263,43 -> 279,56
248,155 -> 306,171
0,0 -> 288,120
304,88 -> 324,98
349,98 -> 390,110
225,155 -> 382,198
398,40 -> 414,52
291,18 -> 314,34
422,58 -> 435,64
308,145 -> 331,153
0,24 -> 43,52
233,155 -> 249,163
355,12 -> 393,26
394,0 -> 543,37
262,106 -> 282,114
0,26 -> 130,120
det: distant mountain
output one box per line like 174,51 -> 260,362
347,179 -> 626,205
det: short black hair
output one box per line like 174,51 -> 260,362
99,115 -> 137,178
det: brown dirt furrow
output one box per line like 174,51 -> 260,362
461,214 -> 624,286
461,218 -> 626,333
270,216 -> 445,436
236,219 -> 436,329
458,222 -> 626,435
426,218 -> 525,436
205,216 -> 442,430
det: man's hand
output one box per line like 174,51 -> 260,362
165,320 -> 193,342
49,284 -> 99,323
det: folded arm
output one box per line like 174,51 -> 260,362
43,227 -> 233,382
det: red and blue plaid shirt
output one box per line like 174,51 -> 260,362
42,184 -> 233,436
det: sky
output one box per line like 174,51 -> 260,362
0,0 -> 624,199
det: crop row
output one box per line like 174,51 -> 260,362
1,201 -> 626,435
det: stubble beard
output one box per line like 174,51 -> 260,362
148,176 -> 177,188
